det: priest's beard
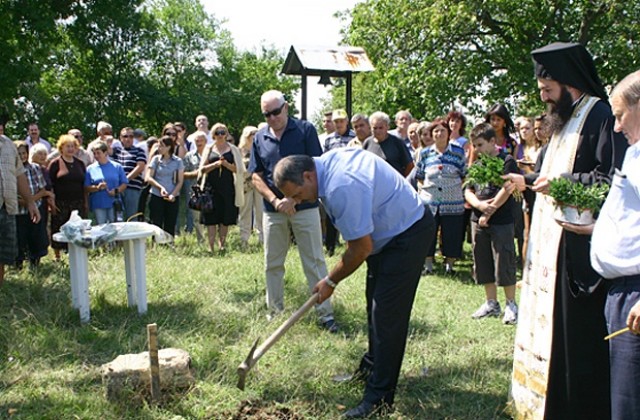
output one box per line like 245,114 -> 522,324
546,86 -> 574,134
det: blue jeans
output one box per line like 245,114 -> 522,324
94,207 -> 115,224
122,188 -> 142,221
175,179 -> 194,234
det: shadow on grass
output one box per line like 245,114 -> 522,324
0,271 -> 256,374
0,394 -> 162,420
395,357 -> 513,419
248,355 -> 513,419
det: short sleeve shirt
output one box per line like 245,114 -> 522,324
315,148 -> 425,254
183,150 -> 202,173
112,146 -> 146,189
18,163 -> 46,214
149,155 -> 184,197
248,117 -> 323,212
415,143 -> 467,215
591,141 -> 640,278
466,151 -> 519,224
0,135 -> 25,214
362,134 -> 413,175
323,129 -> 355,153
85,160 -> 128,210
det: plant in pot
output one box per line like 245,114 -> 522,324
464,154 -> 522,200
547,177 -> 609,225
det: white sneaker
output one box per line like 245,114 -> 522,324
503,300 -> 518,325
472,300 -> 501,319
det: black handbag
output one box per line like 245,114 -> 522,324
188,173 -> 214,213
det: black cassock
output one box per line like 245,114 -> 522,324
525,100 -> 628,420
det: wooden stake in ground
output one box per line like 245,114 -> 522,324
147,323 -> 160,400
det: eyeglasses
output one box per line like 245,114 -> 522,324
262,103 -> 286,118
214,130 -> 227,136
165,131 -> 177,136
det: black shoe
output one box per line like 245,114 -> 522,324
321,318 -> 339,334
342,401 -> 391,418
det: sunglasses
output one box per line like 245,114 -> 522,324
165,131 -> 177,136
262,103 -> 285,118
74,135 -> 83,139
121,134 -> 133,138
214,130 -> 227,136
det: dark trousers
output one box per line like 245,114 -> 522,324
148,194 -> 179,237
427,211 -> 464,259
138,184 -> 151,219
15,202 -> 49,263
325,219 -> 339,252
360,207 -> 434,405
605,276 -> 640,420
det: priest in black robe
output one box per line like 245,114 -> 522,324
507,42 -> 628,420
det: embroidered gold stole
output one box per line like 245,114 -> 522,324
510,95 -> 599,419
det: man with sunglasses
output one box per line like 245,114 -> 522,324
249,90 -> 338,333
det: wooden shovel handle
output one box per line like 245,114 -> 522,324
252,292 -> 319,362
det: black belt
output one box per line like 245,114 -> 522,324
616,274 -> 640,286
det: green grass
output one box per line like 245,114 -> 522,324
0,229 -> 517,419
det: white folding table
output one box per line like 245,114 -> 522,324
53,222 -> 157,323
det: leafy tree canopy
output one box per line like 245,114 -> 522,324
2,0 -> 296,141
338,0 -> 640,122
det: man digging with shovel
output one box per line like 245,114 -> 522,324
274,149 -> 435,418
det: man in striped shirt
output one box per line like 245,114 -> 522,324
112,127 -> 147,221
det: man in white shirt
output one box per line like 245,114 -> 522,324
25,123 -> 52,153
589,69 -> 640,420
388,110 -> 413,153
187,115 -> 212,145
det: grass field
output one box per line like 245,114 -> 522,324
0,228 -> 517,419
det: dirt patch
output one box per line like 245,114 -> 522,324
230,399 -> 305,419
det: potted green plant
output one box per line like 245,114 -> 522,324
464,154 -> 522,200
548,177 -> 609,225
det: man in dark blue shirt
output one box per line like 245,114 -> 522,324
248,90 -> 338,332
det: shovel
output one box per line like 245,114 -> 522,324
237,292 -> 319,390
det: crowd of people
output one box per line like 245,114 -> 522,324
1,40 -> 639,419
0,99 -> 551,283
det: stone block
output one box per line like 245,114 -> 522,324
101,348 -> 195,400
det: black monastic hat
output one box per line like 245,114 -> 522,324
532,42 -> 608,100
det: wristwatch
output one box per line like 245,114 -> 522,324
324,276 -> 338,289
